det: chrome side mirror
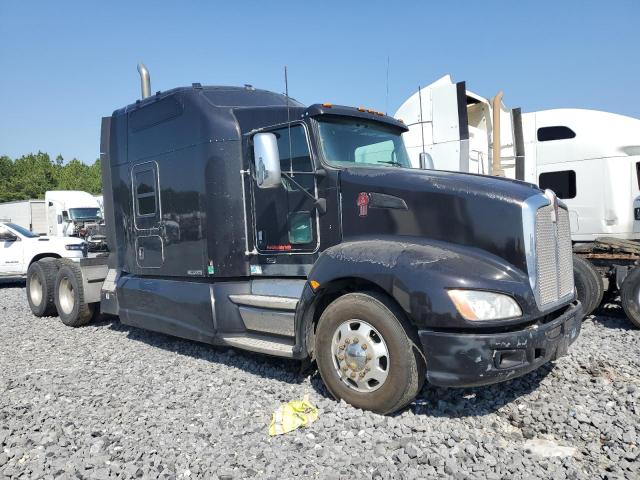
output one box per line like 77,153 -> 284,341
419,152 -> 434,170
253,133 -> 281,189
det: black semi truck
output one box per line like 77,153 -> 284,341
24,66 -> 582,414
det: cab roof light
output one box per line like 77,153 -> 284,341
322,103 -> 332,108
376,111 -> 384,116
397,118 -> 404,123
367,109 -> 375,114
357,107 -> 366,112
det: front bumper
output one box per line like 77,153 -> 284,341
419,301 -> 582,388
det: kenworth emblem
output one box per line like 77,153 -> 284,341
357,192 -> 370,217
544,189 -> 559,223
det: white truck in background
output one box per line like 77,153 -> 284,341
0,221 -> 87,275
395,75 -> 640,326
0,191 -> 107,250
45,190 -> 101,236
0,199 -> 48,235
45,190 -> 107,251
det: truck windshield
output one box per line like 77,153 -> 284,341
317,117 -> 412,169
7,223 -> 39,238
69,208 -> 101,221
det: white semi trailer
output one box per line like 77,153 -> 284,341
0,199 -> 47,235
395,75 -> 640,326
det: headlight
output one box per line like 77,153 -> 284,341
448,289 -> 522,321
65,244 -> 84,251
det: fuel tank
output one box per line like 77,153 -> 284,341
339,167 -> 541,273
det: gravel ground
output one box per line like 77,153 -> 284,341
1,282 -> 639,480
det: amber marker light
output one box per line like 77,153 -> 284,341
322,103 -> 332,108
309,280 -> 321,291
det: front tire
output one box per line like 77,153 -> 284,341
26,259 -> 59,317
54,264 -> 94,327
621,266 -> 640,328
315,292 -> 425,414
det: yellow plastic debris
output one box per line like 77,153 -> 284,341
269,396 -> 319,436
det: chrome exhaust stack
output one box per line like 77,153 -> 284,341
137,62 -> 151,99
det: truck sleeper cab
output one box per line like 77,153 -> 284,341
26,83 -> 582,414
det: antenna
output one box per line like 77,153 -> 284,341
418,85 -> 426,155
385,56 -> 390,115
284,66 -> 293,176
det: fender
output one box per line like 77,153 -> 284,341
295,236 -> 539,356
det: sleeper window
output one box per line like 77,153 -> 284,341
135,170 -> 156,216
539,170 -> 577,199
537,126 -> 576,142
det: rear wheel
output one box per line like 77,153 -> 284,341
54,264 -> 94,327
573,255 -> 602,316
26,259 -> 59,317
315,292 -> 425,414
621,266 -> 640,328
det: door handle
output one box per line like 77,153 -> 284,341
138,246 -> 145,260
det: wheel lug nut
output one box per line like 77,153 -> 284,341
352,338 -> 359,344
361,344 -> 368,350
366,354 -> 372,361
344,338 -> 351,344
338,354 -> 344,361
342,366 -> 348,372
350,372 -> 356,379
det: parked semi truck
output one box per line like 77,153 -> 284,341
395,76 -> 640,326
45,190 -> 107,251
0,199 -> 47,235
23,65 -> 582,413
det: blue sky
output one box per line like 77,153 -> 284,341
1,0 -> 638,164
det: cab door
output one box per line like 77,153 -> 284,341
250,124 -> 319,275
0,226 -> 24,274
131,162 -> 164,269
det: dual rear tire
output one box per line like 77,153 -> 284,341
26,259 -> 58,317
621,266 -> 640,328
26,260 -> 94,327
573,255 -> 604,316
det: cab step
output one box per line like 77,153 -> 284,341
219,334 -> 295,358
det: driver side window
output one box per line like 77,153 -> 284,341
252,125 -> 318,253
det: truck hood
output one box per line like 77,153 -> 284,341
338,167 -> 542,273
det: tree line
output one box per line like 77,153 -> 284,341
0,152 -> 102,203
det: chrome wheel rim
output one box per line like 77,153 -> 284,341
331,319 -> 389,392
29,276 -> 43,307
58,278 -> 75,315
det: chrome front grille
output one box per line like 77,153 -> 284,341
523,193 -> 575,310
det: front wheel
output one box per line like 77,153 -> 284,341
621,266 -> 640,328
315,292 -> 425,414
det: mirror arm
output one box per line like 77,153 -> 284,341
281,172 -> 327,215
